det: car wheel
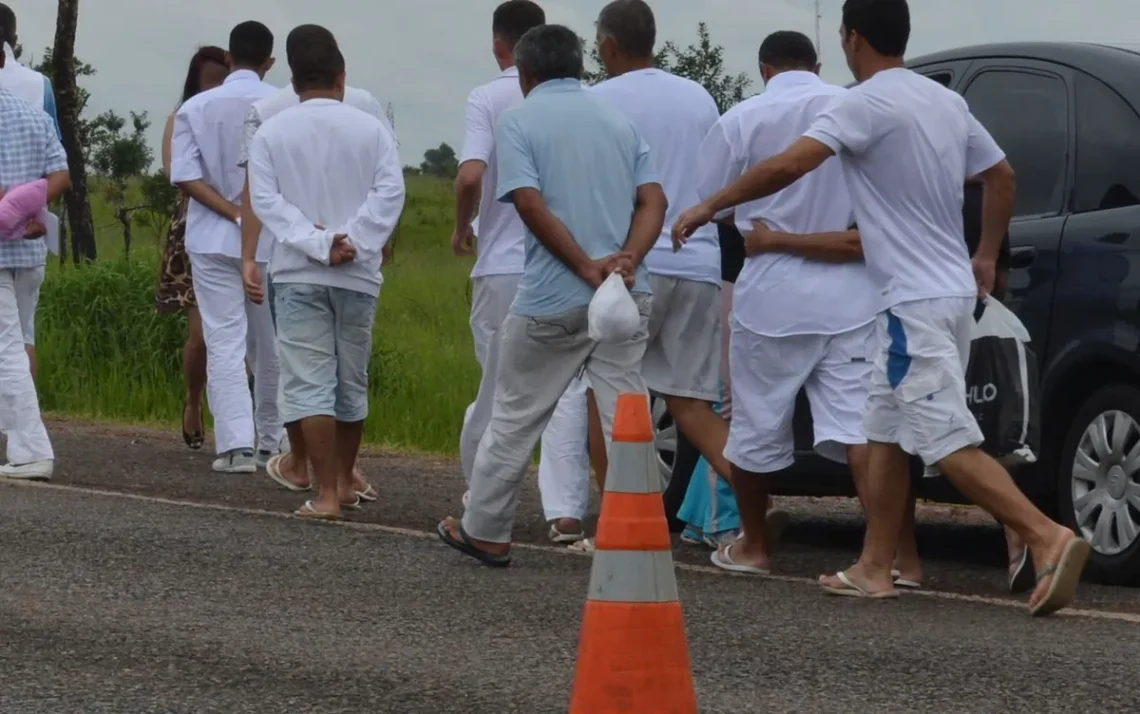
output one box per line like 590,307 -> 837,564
652,396 -> 676,492
1057,384 -> 1140,586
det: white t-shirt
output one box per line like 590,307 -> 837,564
698,71 -> 877,336
804,68 -> 1006,308
590,68 -> 721,285
459,67 -> 527,278
247,99 -> 404,297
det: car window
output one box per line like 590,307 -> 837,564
962,69 -> 1068,218
923,71 -> 953,87
1073,72 -> 1140,212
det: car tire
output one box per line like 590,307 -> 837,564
1056,384 -> 1140,586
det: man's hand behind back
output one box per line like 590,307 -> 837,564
582,252 -> 637,289
242,259 -> 265,304
23,220 -> 47,240
330,234 -> 357,266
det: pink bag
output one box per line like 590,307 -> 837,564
0,179 -> 49,239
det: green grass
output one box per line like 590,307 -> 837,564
36,175 -> 480,454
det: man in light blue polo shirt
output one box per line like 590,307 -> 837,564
438,23 -> 668,566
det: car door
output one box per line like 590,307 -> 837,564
955,60 -> 1074,356
910,59 -> 975,90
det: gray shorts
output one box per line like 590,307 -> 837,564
643,274 -> 721,402
274,282 -> 377,424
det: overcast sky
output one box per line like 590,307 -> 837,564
7,0 -> 1137,167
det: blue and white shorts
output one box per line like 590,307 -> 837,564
864,296 -> 984,465
273,282 -> 377,424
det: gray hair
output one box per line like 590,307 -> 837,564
597,0 -> 656,58
513,24 -> 583,83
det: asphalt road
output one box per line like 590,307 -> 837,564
2,419 -> 1138,713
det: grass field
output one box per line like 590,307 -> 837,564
36,175 -> 480,454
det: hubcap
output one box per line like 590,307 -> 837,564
1072,410 -> 1140,556
652,398 -> 676,491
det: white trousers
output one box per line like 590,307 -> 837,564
460,274 -> 591,522
0,269 -> 52,463
189,253 -> 283,454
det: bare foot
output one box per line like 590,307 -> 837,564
720,534 -> 770,572
819,562 -> 895,595
277,452 -> 310,489
892,558 -> 923,585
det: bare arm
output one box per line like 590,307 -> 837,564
975,159 -> 1016,262
454,161 -> 484,233
240,175 -> 262,263
512,187 -> 594,279
179,180 -> 240,223
747,222 -> 862,263
162,113 -> 175,180
624,182 -> 668,265
45,169 -> 71,203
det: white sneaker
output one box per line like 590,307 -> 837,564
212,449 -> 256,474
0,459 -> 54,481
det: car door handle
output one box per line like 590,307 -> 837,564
1009,246 -> 1037,269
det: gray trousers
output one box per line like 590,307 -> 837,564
462,295 -> 652,543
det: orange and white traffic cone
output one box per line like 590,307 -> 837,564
568,392 -> 698,714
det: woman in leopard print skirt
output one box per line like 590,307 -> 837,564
155,46 -> 228,450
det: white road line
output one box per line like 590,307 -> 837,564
7,479 -> 1140,625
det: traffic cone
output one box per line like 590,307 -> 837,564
568,392 -> 698,714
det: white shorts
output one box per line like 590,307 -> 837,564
2,267 -> 44,345
724,318 -> 874,474
863,297 -> 984,465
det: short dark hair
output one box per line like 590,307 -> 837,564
492,0 -> 546,48
513,24 -> 583,83
758,31 -> 817,70
288,32 -> 345,92
228,20 -> 274,67
842,0 -> 910,57
597,0 -> 656,58
0,3 -> 15,47
286,24 -> 337,65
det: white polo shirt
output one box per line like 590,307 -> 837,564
171,69 -> 277,260
805,68 -> 1006,309
590,68 -> 721,285
248,99 -> 404,298
459,67 -> 527,278
698,71 -> 877,337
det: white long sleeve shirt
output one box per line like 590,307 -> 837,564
171,69 -> 277,260
247,98 -> 405,297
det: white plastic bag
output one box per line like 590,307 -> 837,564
588,272 -> 640,344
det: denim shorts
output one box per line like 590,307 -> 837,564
273,282 -> 378,424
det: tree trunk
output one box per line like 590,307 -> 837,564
59,203 -> 69,265
51,0 -> 96,263
116,206 -> 131,257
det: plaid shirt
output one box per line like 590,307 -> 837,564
0,87 -> 69,269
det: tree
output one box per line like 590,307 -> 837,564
47,0 -> 97,264
89,111 -> 154,256
420,142 -> 458,179
139,169 -> 180,240
582,22 -> 751,113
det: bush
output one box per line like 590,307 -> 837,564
37,176 -> 480,454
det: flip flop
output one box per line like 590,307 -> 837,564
821,570 -> 899,599
1009,547 -> 1034,594
461,490 -> 470,508
355,483 -> 379,502
568,538 -> 595,554
549,524 -> 586,544
1030,536 -> 1091,617
437,520 -> 511,568
266,454 -> 311,492
341,496 -> 363,511
710,542 -> 769,575
293,500 -> 339,521
889,568 -> 923,590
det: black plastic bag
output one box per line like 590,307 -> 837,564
965,297 -> 1040,466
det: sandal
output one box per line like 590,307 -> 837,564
293,500 -> 340,521
266,454 -> 310,492
355,483 -> 379,502
549,524 -> 586,544
1008,547 -> 1034,594
820,570 -> 899,599
1029,536 -> 1091,617
710,542 -> 769,575
437,519 -> 511,568
182,403 -> 204,450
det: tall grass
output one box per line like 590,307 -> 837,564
37,176 -> 480,453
